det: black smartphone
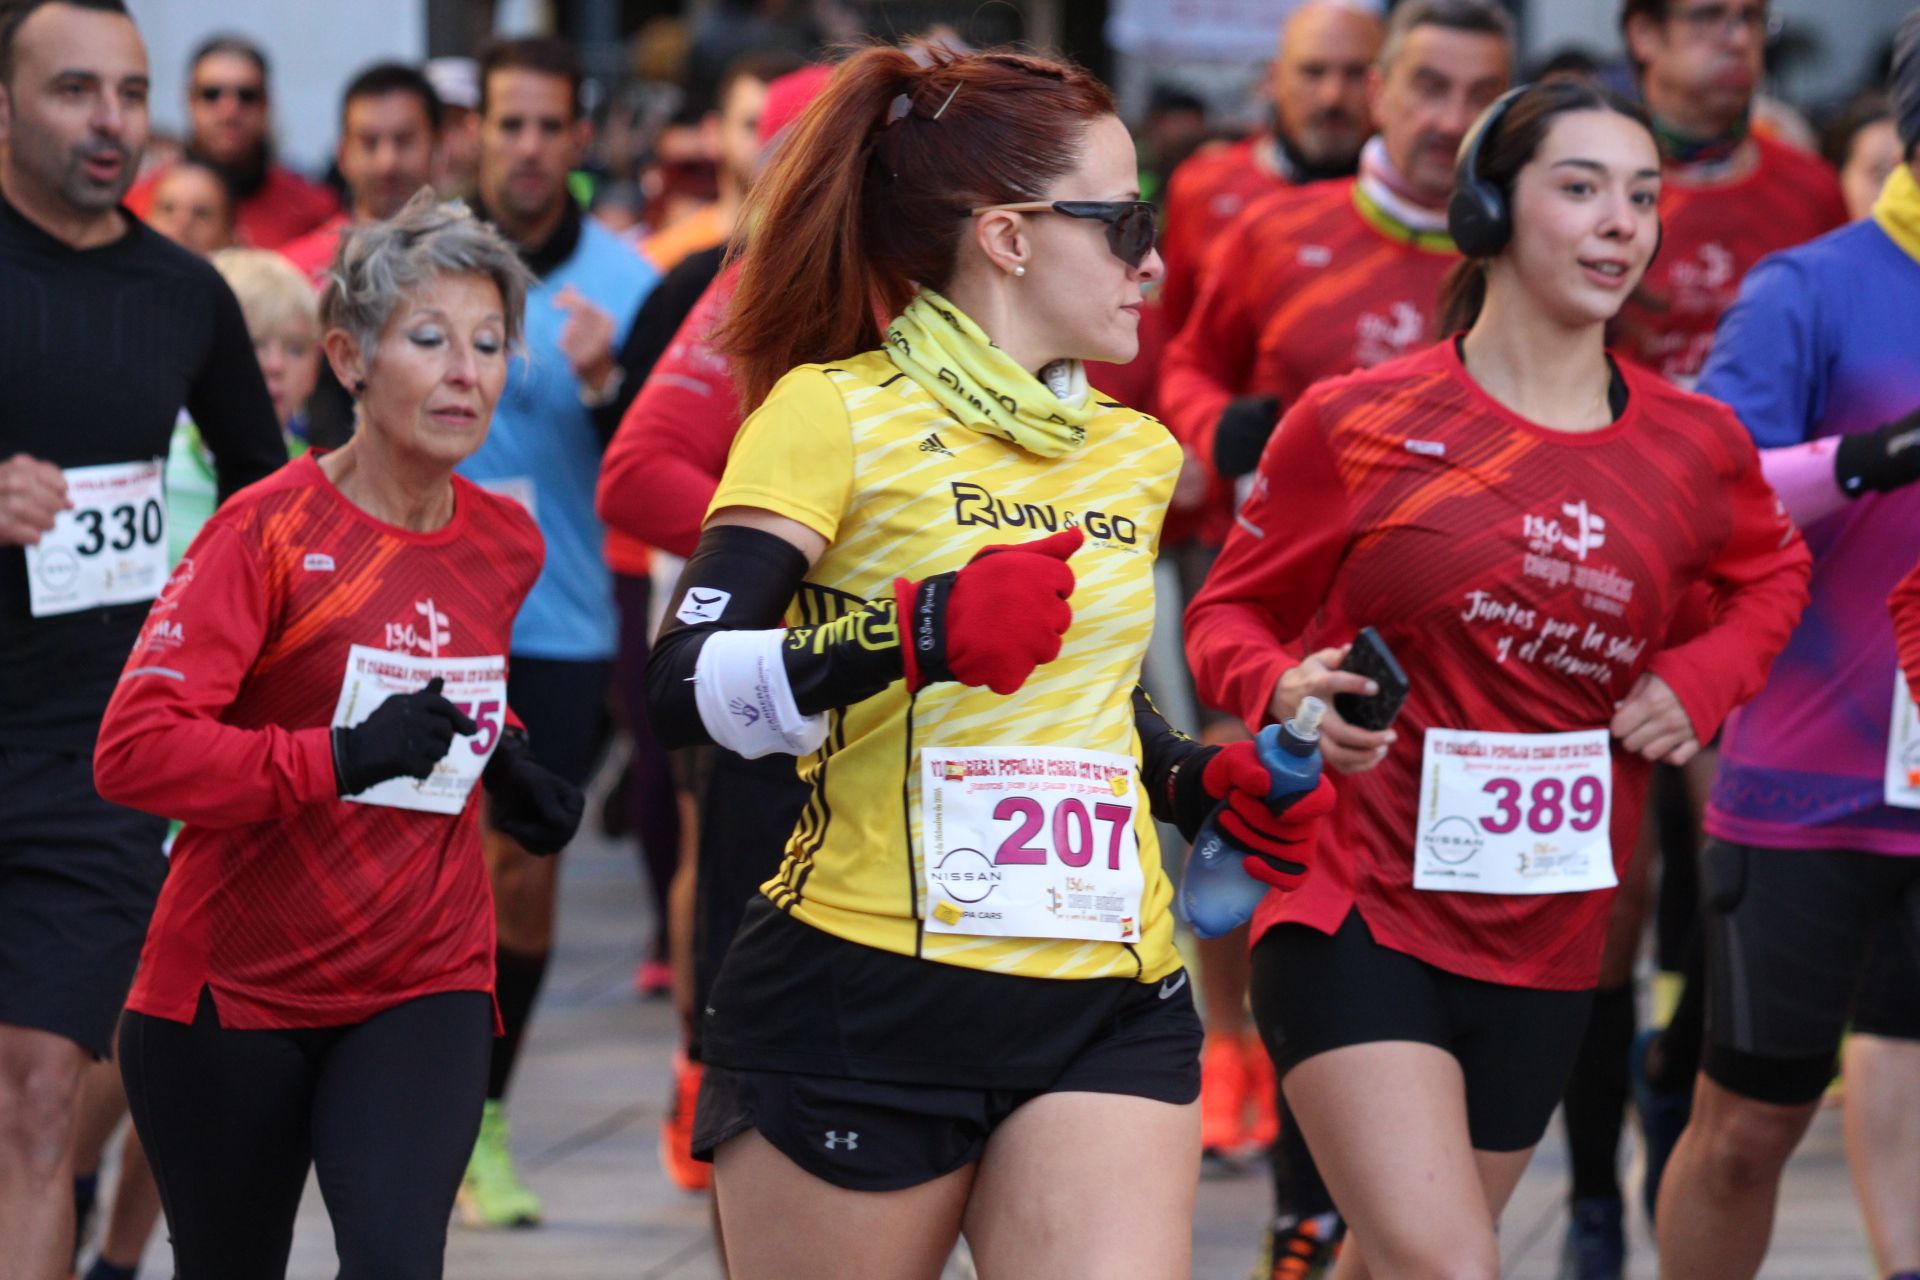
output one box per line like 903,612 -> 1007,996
1334,627 -> 1410,731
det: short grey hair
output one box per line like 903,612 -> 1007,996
1378,0 -> 1515,71
320,188 -> 532,359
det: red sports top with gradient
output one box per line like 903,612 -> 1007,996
1613,135 -> 1845,386
1186,341 -> 1810,989
129,164 -> 341,252
1159,177 -> 1458,484
1158,134 -> 1293,335
596,264 -> 742,560
98,455 -> 543,1028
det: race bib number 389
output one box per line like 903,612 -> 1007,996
1414,727 -> 1616,895
919,746 -> 1145,943
25,460 -> 168,617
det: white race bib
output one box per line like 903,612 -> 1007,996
1883,671 -> 1920,810
919,746 -> 1145,943
25,460 -> 168,617
332,644 -> 509,814
1414,728 -> 1616,895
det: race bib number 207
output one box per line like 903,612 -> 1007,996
918,746 -> 1146,943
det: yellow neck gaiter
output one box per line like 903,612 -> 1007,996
1872,162 -> 1920,265
884,288 -> 1095,458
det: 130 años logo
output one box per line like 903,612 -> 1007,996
951,481 -> 1138,544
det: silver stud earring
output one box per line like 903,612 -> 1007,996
1013,265 -> 1026,277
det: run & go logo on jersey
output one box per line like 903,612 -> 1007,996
950,481 -> 1139,545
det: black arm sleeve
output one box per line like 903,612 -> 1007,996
1133,686 -> 1216,841
590,246 -> 728,445
646,523 -> 907,750
187,270 -> 291,502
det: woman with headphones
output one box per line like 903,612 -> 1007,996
1185,79 -> 1811,1277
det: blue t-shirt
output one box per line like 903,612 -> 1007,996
459,219 -> 657,661
1698,218 -> 1920,854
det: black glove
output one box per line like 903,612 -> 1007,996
1836,407 -> 1920,496
1212,395 -> 1282,480
482,732 -> 584,855
332,676 -> 477,796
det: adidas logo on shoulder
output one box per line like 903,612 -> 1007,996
917,432 -> 954,457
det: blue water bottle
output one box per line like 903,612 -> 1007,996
1178,697 -> 1326,940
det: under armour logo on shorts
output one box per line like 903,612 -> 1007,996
823,1130 -> 859,1151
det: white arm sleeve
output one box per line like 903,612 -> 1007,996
691,628 -> 831,759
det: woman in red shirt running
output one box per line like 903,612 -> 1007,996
1186,81 -> 1811,1278
93,192 -> 583,1277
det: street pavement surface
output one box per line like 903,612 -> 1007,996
114,810 -> 1875,1278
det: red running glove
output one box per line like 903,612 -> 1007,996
896,527 -> 1081,695
1200,741 -> 1335,892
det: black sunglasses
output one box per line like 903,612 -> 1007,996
196,84 -> 263,106
969,200 -> 1158,269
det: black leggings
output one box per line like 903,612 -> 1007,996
121,988 -> 492,1279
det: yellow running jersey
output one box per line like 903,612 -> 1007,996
709,349 -> 1183,982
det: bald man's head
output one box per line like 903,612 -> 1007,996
1269,2 -> 1382,172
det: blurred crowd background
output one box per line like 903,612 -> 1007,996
118,0 -> 1913,262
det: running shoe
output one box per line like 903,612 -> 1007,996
1201,1032 -> 1250,1169
660,1048 -> 712,1193
457,1101 -> 542,1229
1251,1211 -> 1344,1280
633,957 -> 673,999
1558,1195 -> 1625,1280
1629,1026 -> 1691,1224
1242,1030 -> 1280,1152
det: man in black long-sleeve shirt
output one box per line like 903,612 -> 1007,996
0,3 -> 284,1270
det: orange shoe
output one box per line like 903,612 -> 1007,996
1242,1031 -> 1279,1151
659,1048 -> 712,1193
1257,1212 -> 1344,1280
1200,1033 -> 1249,1158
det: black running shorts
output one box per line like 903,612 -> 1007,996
1250,909 -> 1594,1153
1701,840 -> 1920,1105
0,745 -> 167,1056
691,960 -> 1202,1191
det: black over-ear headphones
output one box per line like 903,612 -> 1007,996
1446,84 -> 1530,259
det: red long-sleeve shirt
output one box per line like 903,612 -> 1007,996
130,163 -> 340,252
1158,134 -> 1293,336
1613,135 -> 1845,387
1159,177 -> 1458,489
1187,341 -> 1810,989
595,265 -> 741,560
96,456 -> 543,1027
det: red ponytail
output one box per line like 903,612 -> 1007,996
718,41 -> 1116,409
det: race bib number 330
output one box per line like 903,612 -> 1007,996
1414,727 -> 1616,895
918,746 -> 1145,943
25,460 -> 167,617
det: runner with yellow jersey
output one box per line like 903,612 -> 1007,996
640,41 -> 1333,1280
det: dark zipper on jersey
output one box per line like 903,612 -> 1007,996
902,693 -> 923,957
